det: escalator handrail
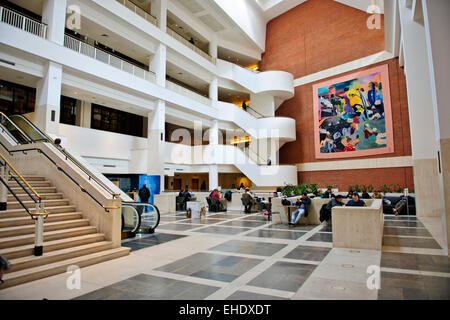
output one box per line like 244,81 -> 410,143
0,112 -> 33,144
9,115 -> 120,199
122,201 -> 161,231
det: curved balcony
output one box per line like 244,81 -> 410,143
216,59 -> 294,99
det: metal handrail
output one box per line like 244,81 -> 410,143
165,80 -> 212,106
166,27 -> 216,64
0,141 -> 116,213
122,201 -> 160,232
9,115 -> 121,199
0,5 -> 47,38
63,34 -> 156,83
247,105 -> 265,119
115,0 -> 158,26
0,153 -> 44,200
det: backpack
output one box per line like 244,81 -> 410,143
224,190 -> 232,201
281,199 -> 291,206
319,203 -> 331,222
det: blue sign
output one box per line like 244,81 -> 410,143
138,175 -> 160,204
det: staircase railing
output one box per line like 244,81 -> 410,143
9,115 -> 121,200
0,152 -> 48,256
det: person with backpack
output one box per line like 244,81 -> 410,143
320,195 -> 344,223
138,184 -> 151,212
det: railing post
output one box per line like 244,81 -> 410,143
0,166 -> 7,211
0,7 -> 4,23
34,202 -> 45,256
21,15 -> 25,30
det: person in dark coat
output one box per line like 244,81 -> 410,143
139,184 -> 151,212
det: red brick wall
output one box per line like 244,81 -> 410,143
260,0 -> 385,78
260,0 -> 414,191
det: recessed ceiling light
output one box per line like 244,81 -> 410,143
101,34 -> 108,37
178,72 -> 183,75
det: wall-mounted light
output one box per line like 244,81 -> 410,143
230,137 -> 251,144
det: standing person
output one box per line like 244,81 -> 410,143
139,184 -> 151,212
346,193 -> 366,207
289,193 -> 312,225
267,158 -> 272,166
238,183 -> 245,190
242,101 -> 247,111
54,138 -> 65,152
0,255 -> 9,284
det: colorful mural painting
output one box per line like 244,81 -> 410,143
313,65 -> 394,159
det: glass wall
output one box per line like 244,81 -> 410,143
91,103 -> 144,137
0,80 -> 36,116
60,96 -> 77,125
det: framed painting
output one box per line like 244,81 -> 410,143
312,64 -> 394,159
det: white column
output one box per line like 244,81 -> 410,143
79,101 -> 91,128
422,0 -> 450,254
209,77 -> 218,108
147,100 -> 166,191
151,0 -> 167,33
42,0 -> 67,45
35,61 -> 62,135
209,34 -> 217,59
209,165 -> 218,191
150,43 -> 167,87
398,0 -> 441,217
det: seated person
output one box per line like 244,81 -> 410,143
182,187 -> 192,202
393,196 -> 408,216
372,190 -> 383,199
178,189 -> 185,197
346,190 -> 354,198
346,193 -> 366,207
241,188 -> 255,213
289,193 -> 312,225
324,195 -> 344,222
211,188 -> 227,210
321,187 -> 335,199
361,192 -> 372,199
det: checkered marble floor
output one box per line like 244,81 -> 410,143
0,210 -> 448,300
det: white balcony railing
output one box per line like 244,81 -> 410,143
0,6 -> 47,38
166,27 -> 216,65
165,80 -> 212,107
64,34 -> 156,83
115,0 -> 157,26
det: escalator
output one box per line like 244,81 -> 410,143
0,112 -> 160,239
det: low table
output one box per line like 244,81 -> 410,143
186,201 -> 206,219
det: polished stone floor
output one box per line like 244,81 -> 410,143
0,210 -> 448,300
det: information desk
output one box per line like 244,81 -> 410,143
186,201 -> 206,219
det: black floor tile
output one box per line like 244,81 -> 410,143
306,233 -> 333,243
245,229 -> 306,240
247,261 -> 316,292
192,226 -> 251,235
284,245 -> 331,261
383,227 -> 432,237
157,223 -> 204,231
155,252 -> 263,282
219,220 -> 269,228
265,224 -> 317,231
383,236 -> 441,249
381,252 -> 450,273
384,220 -> 424,228
73,274 -> 220,300
210,240 -> 286,257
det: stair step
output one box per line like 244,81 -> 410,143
7,181 -> 52,187
0,205 -> 77,219
0,226 -> 98,249
0,246 -> 130,289
7,193 -> 63,202
18,177 -> 46,181
7,241 -> 114,272
0,212 -> 83,228
0,219 -> 90,238
8,187 -> 57,194
6,199 -> 70,210
0,233 -> 106,259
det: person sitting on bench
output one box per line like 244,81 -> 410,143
346,193 -> 366,207
241,188 -> 255,213
289,193 -> 311,225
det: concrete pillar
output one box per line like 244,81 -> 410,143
147,100 -> 165,191
42,0 -> 67,45
79,101 -> 91,128
35,61 -> 62,135
150,43 -> 167,87
422,0 -> 450,254
398,0 -> 441,217
151,0 -> 167,33
209,165 -> 218,191
209,34 -> 217,59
